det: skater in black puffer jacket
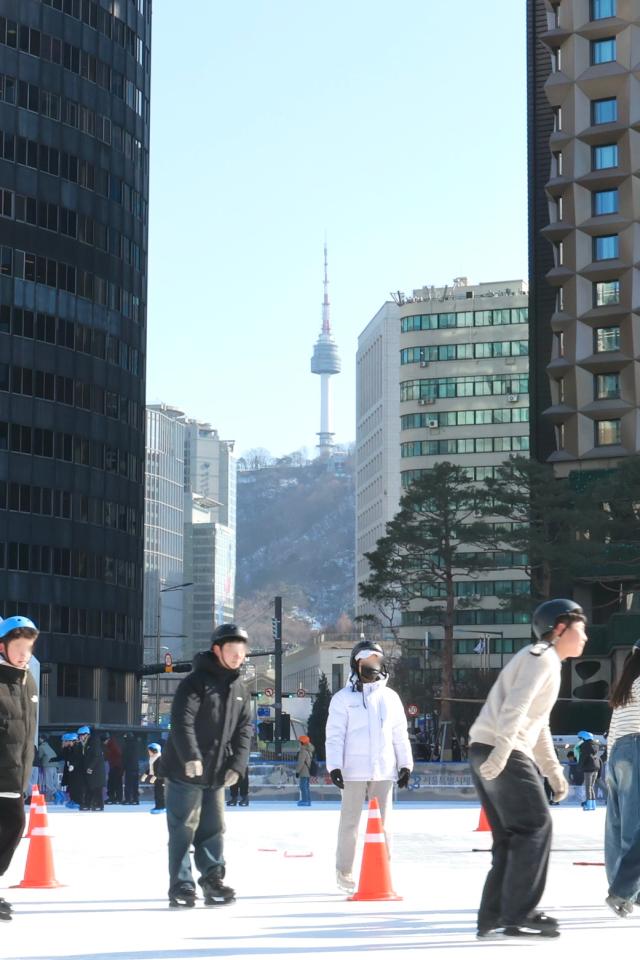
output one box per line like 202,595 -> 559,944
159,624 -> 252,908
0,616 -> 39,922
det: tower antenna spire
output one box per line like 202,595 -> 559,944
310,239 -> 341,458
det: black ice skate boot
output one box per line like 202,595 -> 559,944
0,897 -> 12,921
168,882 -> 196,909
200,865 -> 236,905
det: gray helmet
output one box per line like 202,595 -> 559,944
211,623 -> 249,646
532,599 -> 585,642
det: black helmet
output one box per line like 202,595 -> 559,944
349,639 -> 385,675
532,599 -> 585,642
211,623 -> 249,646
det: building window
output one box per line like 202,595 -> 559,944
554,151 -> 563,176
595,419 -> 621,446
595,373 -> 620,399
557,241 -> 564,265
594,279 -> 620,306
56,664 -> 93,698
553,106 -> 562,131
555,331 -> 565,357
593,188 -> 618,215
557,196 -> 564,220
591,38 -> 616,64
594,325 -> 620,352
593,235 -> 619,260
593,144 -> 618,169
592,98 -> 617,125
558,286 -> 564,311
556,423 -> 566,450
591,0 -> 616,19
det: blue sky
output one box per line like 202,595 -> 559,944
146,1 -> 528,459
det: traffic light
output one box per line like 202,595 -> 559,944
257,721 -> 273,741
271,617 -> 281,641
280,713 -> 291,740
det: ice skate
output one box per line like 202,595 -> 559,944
226,798 -> 237,806
168,883 -> 196,909
200,866 -> 235,905
0,897 -> 12,921
238,798 -> 249,806
336,870 -> 356,893
476,927 -> 503,940
150,807 -> 166,814
503,914 -> 560,938
606,894 -> 634,917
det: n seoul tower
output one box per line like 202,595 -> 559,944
310,243 -> 341,457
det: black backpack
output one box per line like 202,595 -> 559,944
308,757 -> 318,776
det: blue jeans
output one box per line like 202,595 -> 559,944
605,734 -> 640,900
298,776 -> 311,804
468,744 -> 553,928
166,779 -> 226,896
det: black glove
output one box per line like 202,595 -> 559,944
295,773 -> 299,778
397,768 -> 411,789
330,769 -> 344,790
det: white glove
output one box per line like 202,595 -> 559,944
185,759 -> 203,778
548,771 -> 569,802
223,770 -> 240,787
478,745 -> 510,781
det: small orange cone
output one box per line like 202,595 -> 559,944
12,794 -> 63,888
474,806 -> 491,832
349,798 -> 401,901
24,788 -> 47,839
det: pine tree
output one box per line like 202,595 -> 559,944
359,462 -> 496,719
307,672 -> 332,761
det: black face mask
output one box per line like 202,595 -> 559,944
360,665 -> 383,682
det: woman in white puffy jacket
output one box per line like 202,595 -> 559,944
325,640 -> 413,893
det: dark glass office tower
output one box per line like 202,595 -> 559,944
527,0 -> 556,463
0,0 -> 151,725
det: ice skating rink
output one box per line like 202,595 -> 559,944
2,801 -> 638,959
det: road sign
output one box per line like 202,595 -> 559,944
296,688 -> 306,697
264,687 -> 274,697
257,706 -> 270,718
407,703 -> 419,717
164,652 -> 173,673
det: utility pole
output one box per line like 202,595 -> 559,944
273,595 -> 283,759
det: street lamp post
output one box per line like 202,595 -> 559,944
154,580 -> 193,724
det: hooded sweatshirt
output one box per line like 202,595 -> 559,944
325,675 -> 413,781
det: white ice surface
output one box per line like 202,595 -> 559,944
1,800 -> 638,960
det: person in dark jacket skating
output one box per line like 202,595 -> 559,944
78,726 -> 106,810
576,731 -> 601,810
61,733 -> 82,809
141,743 -> 165,812
0,615 -> 39,922
159,623 -> 252,908
122,734 -> 140,804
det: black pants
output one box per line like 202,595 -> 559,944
124,768 -> 139,803
0,797 -> 25,876
229,771 -> 249,801
154,779 -> 165,809
107,767 -> 123,803
469,743 -> 553,928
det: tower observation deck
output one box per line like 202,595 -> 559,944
310,243 -> 341,456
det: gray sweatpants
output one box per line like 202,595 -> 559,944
336,780 -> 393,874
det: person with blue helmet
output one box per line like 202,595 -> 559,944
77,725 -> 106,811
60,733 -> 81,809
0,615 -> 39,921
576,731 -> 601,811
141,743 -> 165,813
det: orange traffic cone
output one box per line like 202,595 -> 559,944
24,788 -> 49,839
12,794 -> 63,888
349,798 -> 401,902
23,785 -> 41,838
474,806 -> 491,832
